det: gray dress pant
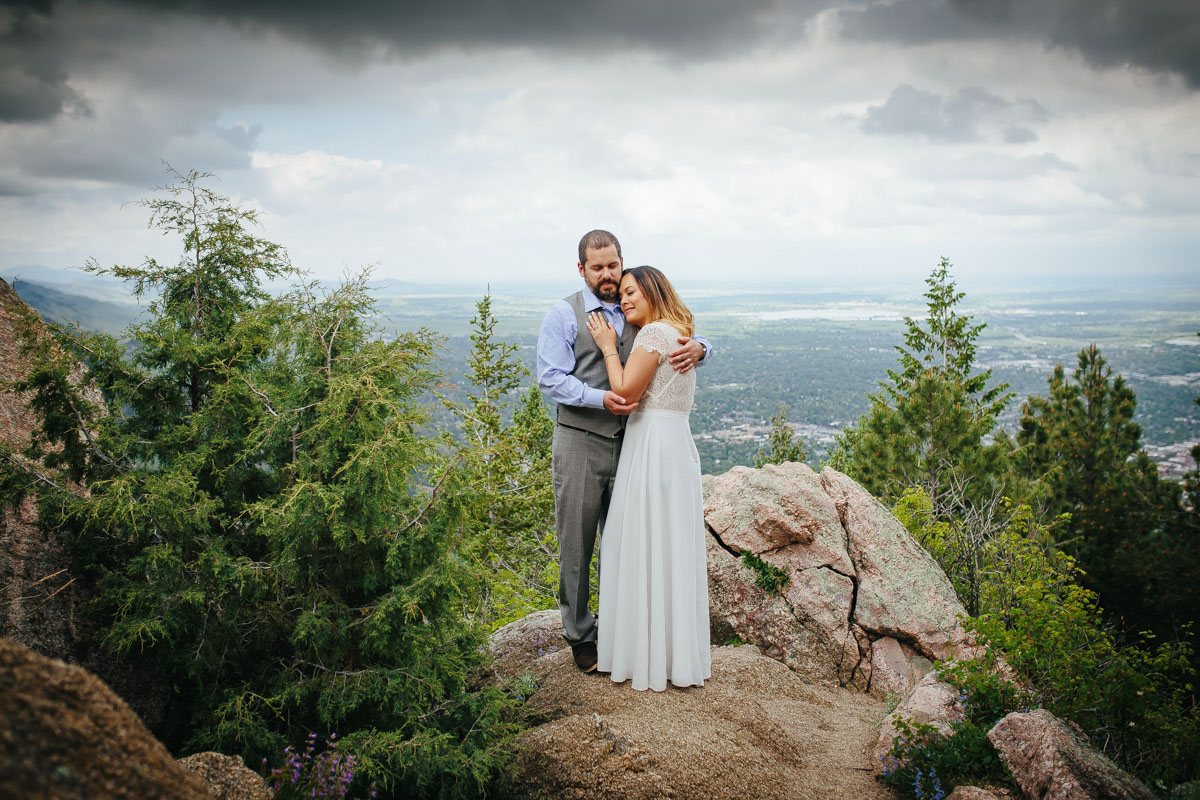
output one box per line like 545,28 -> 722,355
552,422 -> 623,646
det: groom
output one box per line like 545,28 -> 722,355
536,229 -> 711,672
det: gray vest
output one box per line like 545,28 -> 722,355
556,290 -> 638,437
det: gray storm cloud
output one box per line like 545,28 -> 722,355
1,0 -> 792,56
0,0 -> 1195,130
1,7 -> 90,123
0,0 -> 793,123
1,0 -> 1197,126
842,0 -> 1200,88
2,0 -> 1197,125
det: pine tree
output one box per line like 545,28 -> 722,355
1179,376 -> 1200,629
1015,344 -> 1194,640
1178,334 -> 1200,523
1183,377 -> 1200,520
0,170 -> 521,798
445,294 -> 557,627
831,258 -> 1013,509
755,403 -> 807,467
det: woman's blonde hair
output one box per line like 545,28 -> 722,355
622,266 -> 694,338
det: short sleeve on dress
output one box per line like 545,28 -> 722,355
633,322 -> 676,360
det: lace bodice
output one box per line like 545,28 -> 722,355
632,322 -> 696,414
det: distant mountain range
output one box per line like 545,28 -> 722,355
8,279 -> 142,336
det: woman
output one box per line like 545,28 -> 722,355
584,266 -> 711,691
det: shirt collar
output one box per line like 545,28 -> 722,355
582,286 -> 621,313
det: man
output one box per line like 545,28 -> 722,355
537,229 -> 711,672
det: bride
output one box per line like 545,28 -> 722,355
584,266 -> 711,691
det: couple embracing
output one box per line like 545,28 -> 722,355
536,229 -> 712,692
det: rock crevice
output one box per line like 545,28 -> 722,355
704,523 -> 741,561
818,563 -> 858,631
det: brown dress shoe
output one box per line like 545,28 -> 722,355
571,640 -> 598,673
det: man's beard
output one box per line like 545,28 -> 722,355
594,281 -> 619,302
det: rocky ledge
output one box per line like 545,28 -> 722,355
489,610 -> 893,800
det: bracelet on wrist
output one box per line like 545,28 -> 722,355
604,352 -> 618,360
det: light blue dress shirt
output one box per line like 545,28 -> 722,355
536,287 -> 712,409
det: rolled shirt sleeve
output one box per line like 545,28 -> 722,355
693,334 -> 713,366
537,301 -> 607,409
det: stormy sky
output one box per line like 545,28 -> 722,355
2,0 -> 1198,288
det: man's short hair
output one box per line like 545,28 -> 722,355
578,230 -> 622,266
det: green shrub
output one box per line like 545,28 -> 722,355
893,487 -> 1200,791
881,718 -> 1009,800
741,551 -> 789,595
963,577 -> 1199,787
881,667 -> 1020,799
0,170 -> 525,799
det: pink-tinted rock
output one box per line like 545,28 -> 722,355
987,709 -> 1157,800
842,625 -> 874,692
483,609 -> 566,686
819,468 -> 968,661
704,463 -> 853,574
868,636 -> 935,698
705,535 -> 849,686
701,463 -> 968,697
781,565 -> 854,638
874,671 -> 962,775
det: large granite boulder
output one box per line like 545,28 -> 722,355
819,468 -> 966,661
489,614 -> 894,800
987,709 -> 1157,800
0,637 -> 209,800
705,532 -> 865,689
703,462 -> 969,697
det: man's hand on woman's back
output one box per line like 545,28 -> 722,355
669,337 -> 705,374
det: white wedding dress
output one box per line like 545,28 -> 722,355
597,321 -> 711,691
